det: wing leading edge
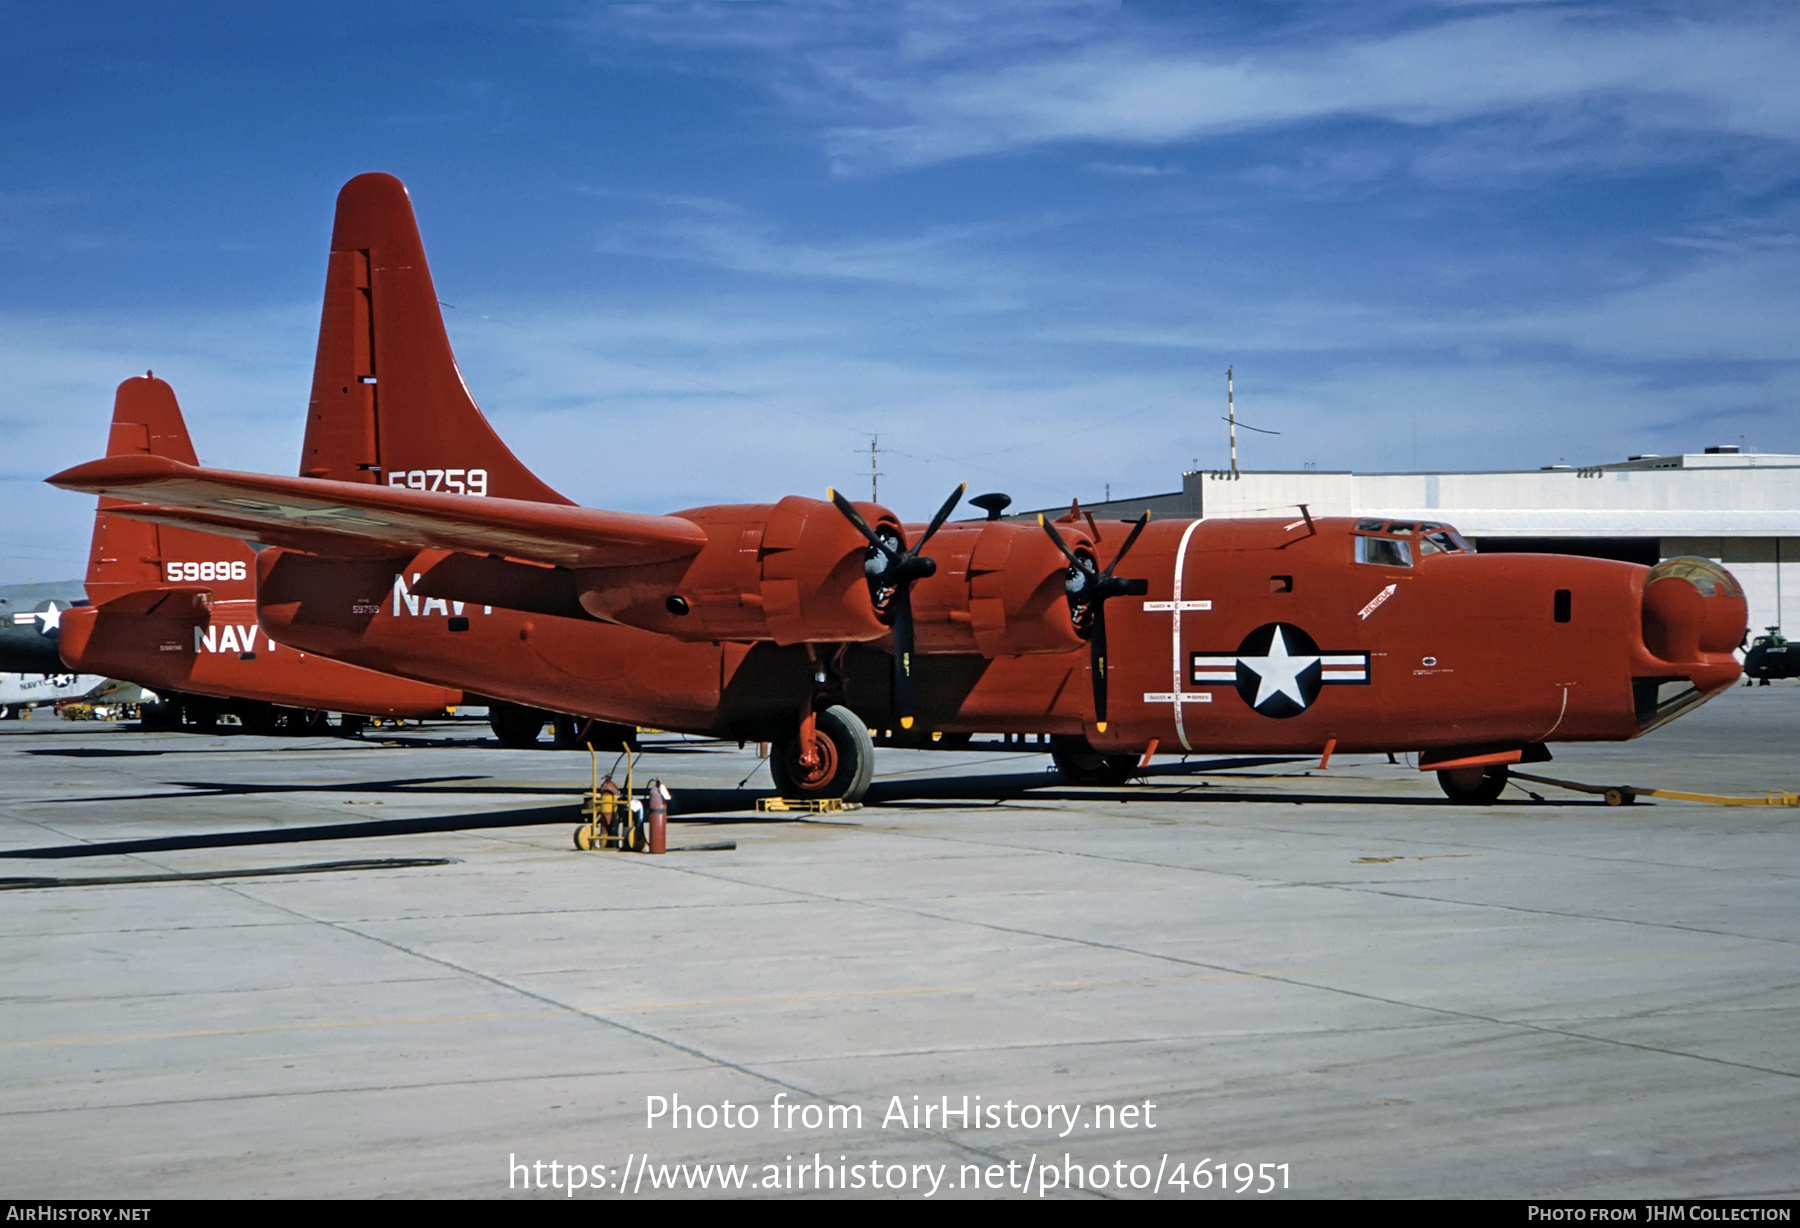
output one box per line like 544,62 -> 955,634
48,454 -> 707,570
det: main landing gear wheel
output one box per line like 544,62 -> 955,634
239,704 -> 283,737
489,701 -> 553,748
1051,734 -> 1138,787
1437,765 -> 1509,805
770,705 -> 874,803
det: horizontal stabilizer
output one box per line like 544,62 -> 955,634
95,587 -> 211,619
49,455 -> 708,570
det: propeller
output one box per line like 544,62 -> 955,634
829,482 -> 966,729
1040,510 -> 1151,732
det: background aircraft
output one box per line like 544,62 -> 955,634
0,671 -> 112,719
50,175 -> 1749,802
0,580 -> 87,674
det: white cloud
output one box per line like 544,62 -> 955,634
588,5 -> 1800,174
821,12 -> 1800,170
592,198 -> 1036,297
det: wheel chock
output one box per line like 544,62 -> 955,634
755,797 -> 861,814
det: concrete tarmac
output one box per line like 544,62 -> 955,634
0,686 -> 1795,1200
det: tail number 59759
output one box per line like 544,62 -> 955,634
387,468 -> 489,496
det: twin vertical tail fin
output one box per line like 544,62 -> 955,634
85,377 -> 257,607
301,173 -> 571,505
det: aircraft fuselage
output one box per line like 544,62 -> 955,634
252,516 -> 1742,754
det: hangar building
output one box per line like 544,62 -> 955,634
1041,447 -> 1800,642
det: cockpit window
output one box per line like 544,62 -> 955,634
1355,536 -> 1413,567
1354,519 -> 1386,532
1387,522 -> 1416,535
1419,531 -> 1462,556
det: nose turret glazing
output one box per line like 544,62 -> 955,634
1634,556 -> 1747,732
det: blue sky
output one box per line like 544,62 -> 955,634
5,1 -> 1798,582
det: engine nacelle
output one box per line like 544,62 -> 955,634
574,495 -> 894,645
909,521 -> 1086,657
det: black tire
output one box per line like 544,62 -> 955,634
1437,765 -> 1508,805
337,713 -> 367,737
489,701 -> 553,748
1051,734 -> 1138,786
239,703 -> 283,737
137,695 -> 183,731
770,705 -> 874,802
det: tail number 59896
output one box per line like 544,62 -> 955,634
166,561 -> 248,582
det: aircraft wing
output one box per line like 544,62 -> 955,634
48,455 -> 707,569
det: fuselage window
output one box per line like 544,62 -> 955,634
1355,536 -> 1413,567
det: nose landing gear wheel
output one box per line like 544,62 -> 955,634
770,705 -> 874,803
1437,765 -> 1509,805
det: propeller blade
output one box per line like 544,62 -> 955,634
828,487 -> 892,556
1101,511 -> 1151,578
914,482 -> 966,553
1090,604 -> 1109,732
890,586 -> 916,729
833,483 -> 963,731
1038,514 -> 1083,570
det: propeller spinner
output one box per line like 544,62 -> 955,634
829,483 -> 966,729
1040,510 -> 1151,732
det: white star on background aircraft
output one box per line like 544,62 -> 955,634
1242,625 -> 1319,709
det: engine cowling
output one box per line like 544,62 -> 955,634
573,495 -> 894,645
908,520 -> 1086,657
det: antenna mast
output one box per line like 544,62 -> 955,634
1227,366 -> 1238,477
868,434 -> 885,503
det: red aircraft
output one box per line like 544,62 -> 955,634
56,375 -> 463,733
49,174 -> 1748,803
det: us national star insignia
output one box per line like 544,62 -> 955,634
1190,622 -> 1370,718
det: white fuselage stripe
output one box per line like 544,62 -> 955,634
1171,518 -> 1205,751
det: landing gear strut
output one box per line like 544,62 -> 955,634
770,705 -> 873,802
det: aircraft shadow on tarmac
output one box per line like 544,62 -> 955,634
2,757 -> 1597,861
0,804 -> 587,861
41,774 -> 502,805
26,748 -> 171,758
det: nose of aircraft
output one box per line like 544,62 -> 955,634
1634,556 -> 1746,732
1641,556 -> 1748,663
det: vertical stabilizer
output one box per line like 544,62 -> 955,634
86,377 -> 257,606
301,173 -> 572,505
